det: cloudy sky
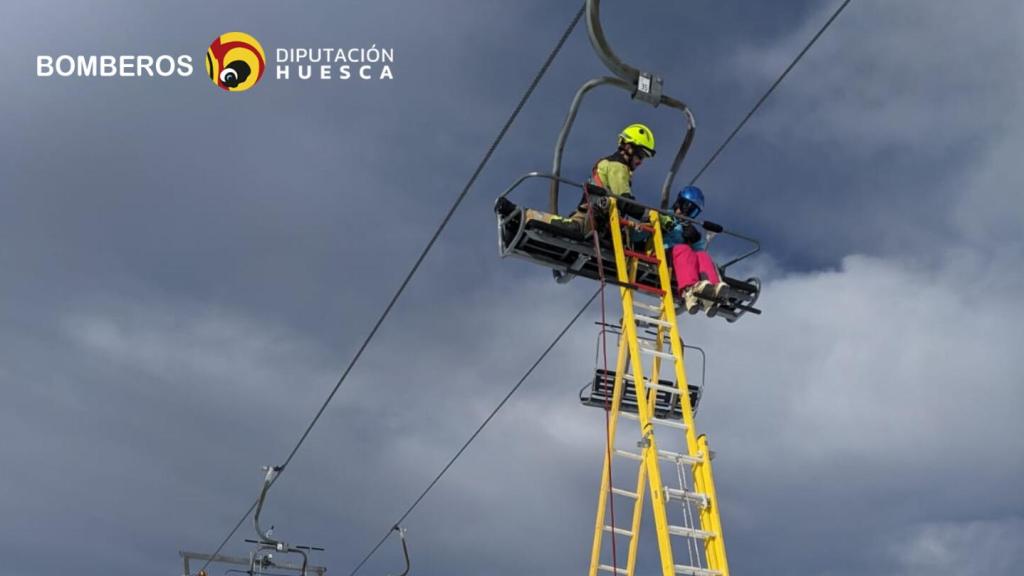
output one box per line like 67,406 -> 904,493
1,1 -> 1022,575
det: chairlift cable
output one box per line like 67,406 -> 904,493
346,289 -> 601,576
195,4 -> 587,574
689,0 -> 853,185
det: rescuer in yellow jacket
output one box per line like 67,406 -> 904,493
571,123 -> 656,235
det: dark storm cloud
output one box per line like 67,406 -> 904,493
1,1 -> 1021,576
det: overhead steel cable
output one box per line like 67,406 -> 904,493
345,2 -> 853,574
347,289 -> 601,576
195,3 -> 587,574
689,0 -> 853,185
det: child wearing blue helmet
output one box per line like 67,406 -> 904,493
664,186 -> 729,314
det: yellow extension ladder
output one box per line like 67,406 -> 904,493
588,198 -> 729,576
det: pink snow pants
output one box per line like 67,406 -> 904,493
671,244 -> 720,290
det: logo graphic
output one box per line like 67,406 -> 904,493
206,32 -> 266,92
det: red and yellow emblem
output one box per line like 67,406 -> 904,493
206,32 -> 266,92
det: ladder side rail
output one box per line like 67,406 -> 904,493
588,267 -> 638,576
624,457 -> 648,576
649,211 -> 729,576
623,240 -> 658,576
696,435 -> 729,575
609,200 -> 677,576
626,303 -> 678,576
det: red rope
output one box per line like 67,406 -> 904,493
582,188 -> 619,574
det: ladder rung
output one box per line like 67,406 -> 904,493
614,449 -> 644,461
639,346 -> 677,361
675,565 -> 721,576
668,525 -> 716,539
598,564 -> 628,576
665,487 -> 708,506
620,218 -> 654,232
633,301 -> 663,313
657,450 -> 702,465
603,525 -> 634,537
615,448 -> 702,464
634,313 -> 671,328
623,249 -> 660,264
630,297 -> 663,311
620,373 -> 640,381
653,416 -> 686,430
647,382 -> 680,395
630,283 -> 666,297
619,411 -> 688,430
619,373 -> 650,385
610,487 -> 638,499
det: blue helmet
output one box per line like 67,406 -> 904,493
675,185 -> 705,218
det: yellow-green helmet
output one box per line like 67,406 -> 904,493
618,123 -> 655,157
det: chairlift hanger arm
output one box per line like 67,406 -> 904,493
249,466 -> 317,576
549,76 -> 630,213
549,0 -> 698,213
586,0 -> 639,83
548,79 -> 696,214
388,526 -> 410,576
254,466 -> 283,546
657,97 -> 696,209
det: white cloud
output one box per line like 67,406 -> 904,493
329,242 -> 1024,575
723,0 -> 1024,263
734,0 -> 1024,152
700,248 -> 1024,473
894,517 -> 1024,576
62,301 -> 337,416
